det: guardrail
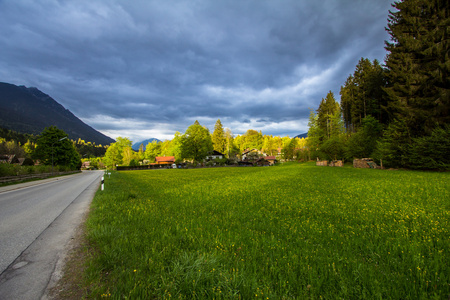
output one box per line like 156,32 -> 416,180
0,171 -> 81,184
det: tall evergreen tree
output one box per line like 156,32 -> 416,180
317,91 -> 339,139
384,0 -> 449,136
211,119 -> 226,154
306,109 -> 323,159
340,75 -> 356,132
340,58 -> 388,132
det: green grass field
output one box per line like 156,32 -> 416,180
84,163 -> 449,299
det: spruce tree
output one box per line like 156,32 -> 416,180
211,119 -> 226,154
384,0 -> 449,136
317,91 -> 339,139
340,58 -> 387,132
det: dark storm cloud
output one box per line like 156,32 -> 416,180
0,0 -> 394,141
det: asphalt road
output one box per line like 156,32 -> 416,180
0,170 -> 104,300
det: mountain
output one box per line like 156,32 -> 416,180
294,133 -> 308,139
0,82 -> 115,145
132,138 -> 161,151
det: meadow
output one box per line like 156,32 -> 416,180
84,163 -> 449,299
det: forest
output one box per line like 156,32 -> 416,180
307,0 -> 449,170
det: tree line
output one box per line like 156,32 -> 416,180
0,126 -> 108,171
307,0 -> 449,170
103,119 -> 309,169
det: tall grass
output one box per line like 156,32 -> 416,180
85,163 -> 449,299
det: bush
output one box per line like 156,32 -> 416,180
320,136 -> 345,161
374,119 -> 411,168
408,125 -> 450,170
346,116 -> 382,160
214,158 -> 228,166
0,164 -> 13,177
129,159 -> 140,167
0,163 -> 80,178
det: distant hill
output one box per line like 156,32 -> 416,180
0,82 -> 115,145
294,133 -> 308,139
132,138 -> 161,151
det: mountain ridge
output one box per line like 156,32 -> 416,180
0,82 -> 115,145
132,138 -> 161,151
294,132 -> 308,139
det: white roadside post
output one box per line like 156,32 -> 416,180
101,175 -> 105,191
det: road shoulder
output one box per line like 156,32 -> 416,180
43,210 -> 91,299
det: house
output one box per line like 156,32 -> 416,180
205,150 -> 224,161
277,147 -> 283,156
253,156 -> 277,166
81,161 -> 91,169
254,157 -> 270,166
265,156 -> 277,165
238,161 -> 254,166
241,149 -> 267,160
0,154 -> 20,164
155,156 -> 175,164
18,157 -> 34,166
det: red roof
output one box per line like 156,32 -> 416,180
155,156 -> 175,163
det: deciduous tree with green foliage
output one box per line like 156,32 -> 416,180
282,137 -> 297,160
224,128 -> 236,158
33,126 -> 81,169
103,143 -> 122,169
168,131 -> 184,161
241,129 -> 263,151
144,140 -> 162,162
103,137 -> 133,168
180,123 -> 213,162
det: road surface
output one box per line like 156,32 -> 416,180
0,170 -> 103,300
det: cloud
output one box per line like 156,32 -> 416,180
0,0 -> 395,142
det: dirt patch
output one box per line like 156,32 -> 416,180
45,217 -> 91,299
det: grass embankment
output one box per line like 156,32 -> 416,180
83,163 -> 449,299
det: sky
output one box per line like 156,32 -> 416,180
0,0 -> 395,143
